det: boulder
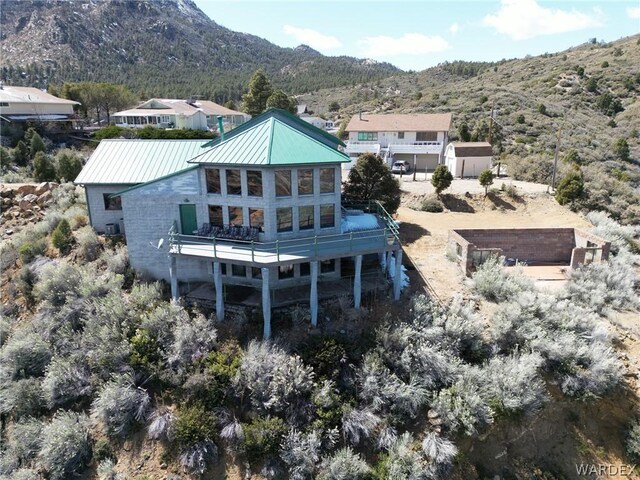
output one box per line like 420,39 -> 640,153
34,182 -> 59,195
19,193 -> 38,210
17,184 -> 37,195
36,191 -> 53,205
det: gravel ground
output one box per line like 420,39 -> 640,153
396,173 -> 551,196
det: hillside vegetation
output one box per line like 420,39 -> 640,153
303,35 -> 640,223
0,0 -> 398,101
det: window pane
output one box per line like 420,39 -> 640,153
210,159 -> 222,185
228,206 -> 243,226
208,205 -> 223,226
249,208 -> 264,231
416,131 -> 437,142
320,204 -> 335,228
226,169 -> 242,195
300,262 -> 310,276
213,262 -> 227,275
299,205 -> 314,230
321,259 -> 335,273
398,132 -> 404,139
275,170 -> 291,196
277,207 -> 293,232
251,267 -> 262,279
103,194 -> 122,211
247,170 -> 262,197
232,264 -> 246,277
320,168 -> 335,193
278,264 -> 294,279
298,169 -> 313,195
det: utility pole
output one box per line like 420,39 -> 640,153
488,101 -> 495,145
551,128 -> 561,191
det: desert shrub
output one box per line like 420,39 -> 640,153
587,211 -> 638,255
299,336 -> 347,382
430,374 -> 493,436
480,353 -> 547,417
420,197 -> 444,212
219,411 -> 245,446
97,458 -> 126,480
235,340 -> 315,414
377,432 -> 431,479
129,281 -> 163,311
41,355 -> 93,408
173,403 -> 218,473
566,257 -> 638,313
280,429 -> 322,480
148,406 -> 176,441
75,226 -> 101,262
92,439 -> 115,463
1,467 -> 39,479
0,377 -> 45,418
33,152 -> 56,182
341,406 -> 381,445
91,373 -> 150,437
555,170 -> 584,205
16,266 -> 37,307
179,440 -> 218,476
358,352 -> 428,419
421,431 -> 458,470
559,342 -> 622,399
0,316 -> 11,347
55,150 -> 84,182
626,419 -> 640,460
242,416 -> 287,465
51,219 -> 73,254
18,240 -> 46,265
168,312 -> 217,373
0,331 -> 51,380
470,255 -> 533,302
318,448 -> 370,480
102,245 -> 129,274
38,411 -> 92,480
5,417 -> 44,465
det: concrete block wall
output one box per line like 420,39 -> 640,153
86,184 -> 134,233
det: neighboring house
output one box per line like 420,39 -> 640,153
74,139 -> 208,234
444,142 -> 493,178
76,109 -> 403,338
0,85 -> 80,123
297,104 -> 311,116
300,115 -> 334,131
112,98 -> 250,131
344,113 -> 452,171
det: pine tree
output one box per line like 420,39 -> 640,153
33,152 -> 56,182
478,168 -> 494,196
265,89 -> 296,114
431,164 -> 453,196
342,153 -> 401,214
30,132 -> 46,157
242,70 -> 273,116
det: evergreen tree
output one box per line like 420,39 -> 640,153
431,164 -> 453,196
56,151 -> 84,182
13,141 -> 29,166
478,168 -> 494,196
458,122 -> 471,142
51,219 -> 73,254
562,149 -> 581,165
33,152 -> 56,182
342,153 -> 401,214
555,170 -> 584,205
242,70 -> 273,116
612,138 -> 630,162
223,100 -> 236,111
266,89 -> 296,114
30,132 -> 46,157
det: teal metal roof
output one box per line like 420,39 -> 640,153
74,139 -> 208,185
200,108 -> 345,150
189,115 -> 349,166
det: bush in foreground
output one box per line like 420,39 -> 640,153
39,411 -> 92,480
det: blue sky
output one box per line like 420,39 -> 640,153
195,0 -> 640,71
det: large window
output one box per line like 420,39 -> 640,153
228,206 -> 243,226
320,204 -> 335,228
103,194 -> 122,211
300,262 -> 310,276
416,131 -> 437,142
277,207 -> 293,232
398,132 -> 405,139
320,168 -> 335,194
249,208 -> 264,231
299,205 -> 314,230
251,267 -> 262,279
206,169 -> 221,194
357,132 -> 378,141
321,259 -> 335,273
275,170 -> 291,197
232,264 -> 246,277
226,169 -> 242,195
298,169 -> 313,195
208,205 -> 223,226
278,264 -> 294,279
247,170 -> 263,197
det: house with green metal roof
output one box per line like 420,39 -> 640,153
76,109 -> 404,338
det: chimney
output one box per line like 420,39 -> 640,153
217,116 -> 225,141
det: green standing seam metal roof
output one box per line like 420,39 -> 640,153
189,115 -> 350,166
74,139 -> 209,185
200,108 -> 345,149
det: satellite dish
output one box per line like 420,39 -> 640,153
149,238 -> 164,250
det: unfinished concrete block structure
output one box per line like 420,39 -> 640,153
448,228 -> 610,275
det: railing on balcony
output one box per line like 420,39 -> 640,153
389,142 -> 442,154
168,201 -> 400,265
344,142 -> 381,155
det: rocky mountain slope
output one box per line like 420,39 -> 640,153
0,0 -> 399,100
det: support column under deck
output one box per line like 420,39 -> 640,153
213,261 -> 224,321
169,255 -> 178,301
310,261 -> 318,327
262,267 -> 271,339
393,249 -> 403,301
386,251 -> 393,277
354,254 -> 362,310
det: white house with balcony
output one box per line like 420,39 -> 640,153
76,109 -> 403,338
112,98 -> 250,131
344,113 -> 452,172
0,85 -> 80,123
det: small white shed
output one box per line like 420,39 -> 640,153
444,142 -> 493,178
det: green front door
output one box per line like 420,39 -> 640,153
179,204 -> 197,235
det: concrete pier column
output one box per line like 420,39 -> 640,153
262,267 -> 271,339
386,251 -> 393,277
310,261 -> 318,327
169,255 -> 178,301
393,250 -> 403,301
354,255 -> 363,310
213,262 -> 224,321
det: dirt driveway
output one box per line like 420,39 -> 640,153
397,192 -> 591,304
